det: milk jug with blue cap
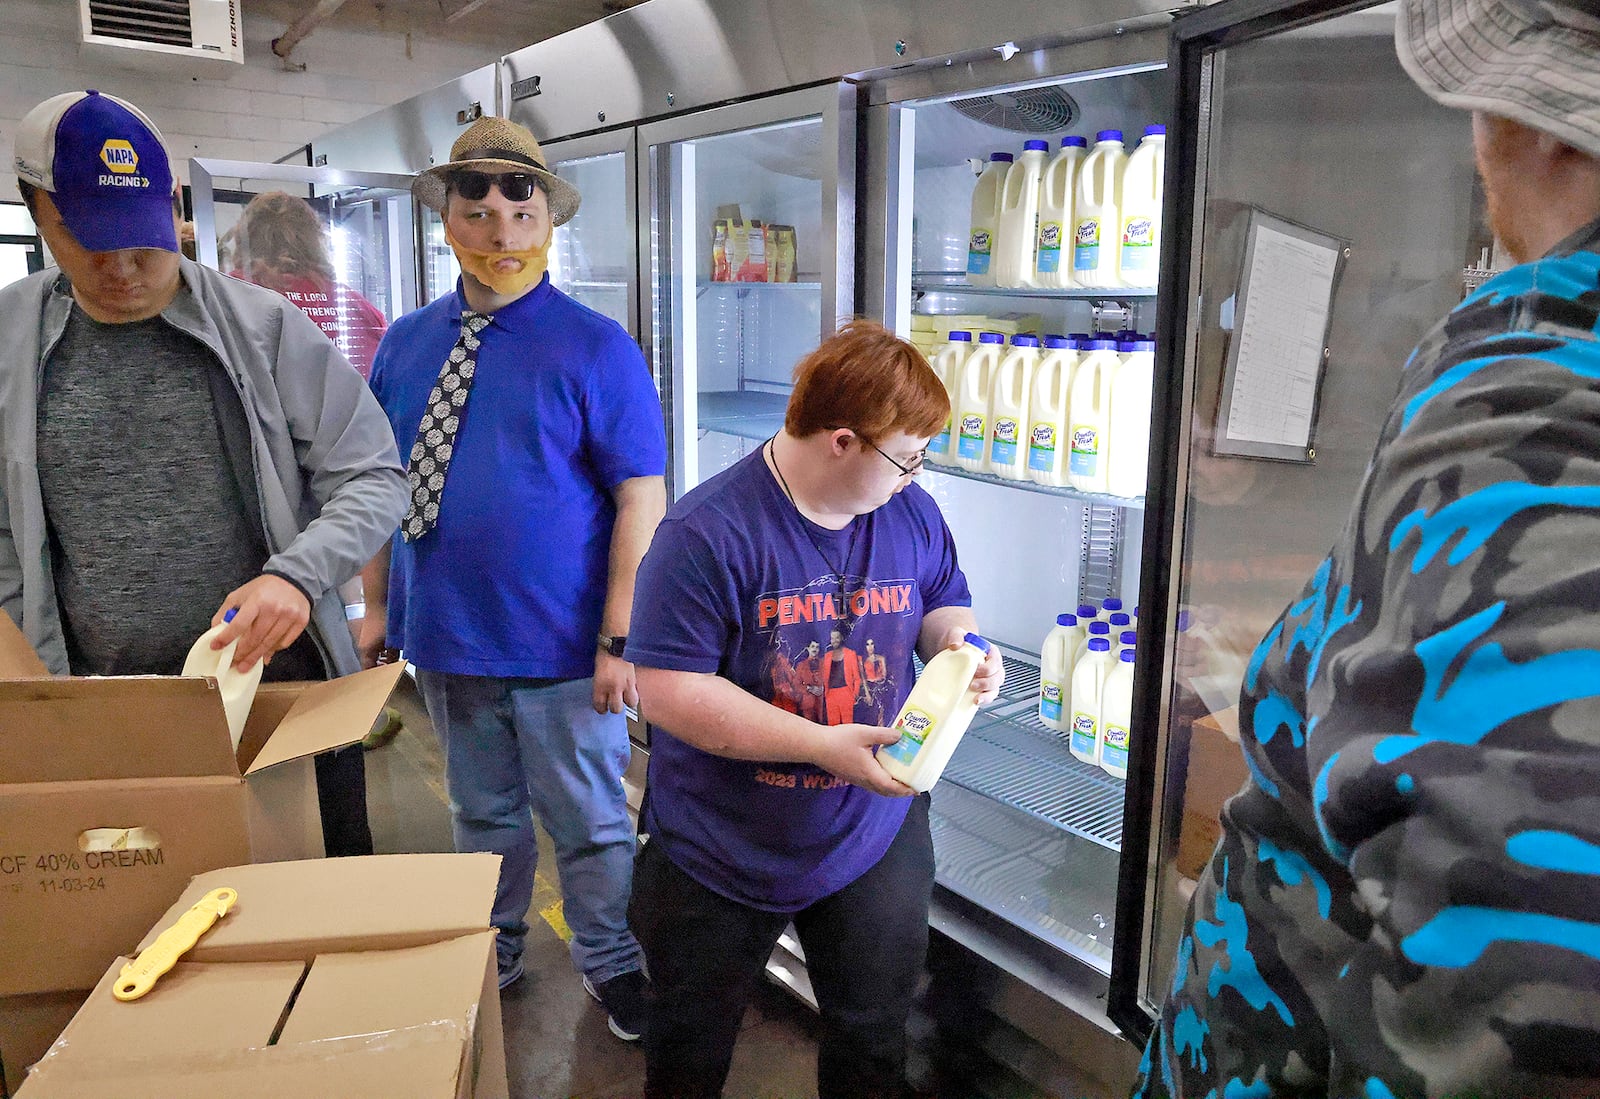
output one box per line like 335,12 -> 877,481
994,140 -> 1050,288
1027,335 -> 1077,486
987,334 -> 1039,480
955,332 -> 1005,472
879,633 -> 992,793
927,330 -> 972,461
1073,131 -> 1129,289
1107,333 -> 1156,498
1066,335 -> 1119,491
1118,126 -> 1165,288
966,153 -> 1012,286
1070,637 -> 1116,766
1039,612 -> 1083,731
1036,137 -> 1088,289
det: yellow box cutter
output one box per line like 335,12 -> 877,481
113,887 -> 237,1002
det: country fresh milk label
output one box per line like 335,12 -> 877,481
929,417 -> 952,457
1036,220 -> 1064,273
967,229 -> 992,275
1073,217 -> 1101,272
990,417 -> 1021,465
1040,681 -> 1063,723
1070,711 -> 1097,758
957,413 -> 986,460
883,707 -> 936,765
1102,722 -> 1130,771
1069,424 -> 1100,476
1028,422 -> 1057,472
1121,216 -> 1155,272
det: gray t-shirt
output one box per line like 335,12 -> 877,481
38,303 -> 266,675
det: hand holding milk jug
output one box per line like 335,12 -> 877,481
879,633 -> 994,793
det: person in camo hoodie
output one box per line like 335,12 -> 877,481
1136,1 -> 1600,1096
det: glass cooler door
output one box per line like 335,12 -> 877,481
543,129 -> 641,339
640,85 -> 856,501
1109,0 -> 1486,1039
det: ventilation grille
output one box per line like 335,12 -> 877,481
950,87 -> 1079,134
88,0 -> 192,48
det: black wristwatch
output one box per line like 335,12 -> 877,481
597,632 -> 628,658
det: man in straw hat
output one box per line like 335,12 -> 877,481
1136,2 -> 1600,1096
1,90 -> 406,858
361,116 -> 664,1039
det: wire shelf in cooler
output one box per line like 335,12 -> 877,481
696,280 -> 822,298
922,460 -> 1145,509
911,272 -> 1157,300
943,700 -> 1127,852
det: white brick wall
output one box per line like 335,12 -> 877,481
0,0 -> 505,201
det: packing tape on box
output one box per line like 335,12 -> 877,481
79,827 -> 162,852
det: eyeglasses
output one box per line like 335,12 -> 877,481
449,171 -> 542,203
864,438 -> 925,477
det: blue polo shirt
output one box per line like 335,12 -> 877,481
369,276 -> 666,677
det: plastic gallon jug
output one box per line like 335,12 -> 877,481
182,621 -> 264,752
1069,637 -> 1116,766
1100,649 -> 1136,779
988,334 -> 1040,480
1027,335 -> 1077,487
955,332 -> 1005,472
1073,131 -> 1128,289
994,140 -> 1049,288
1076,619 -> 1112,669
879,632 -> 992,793
1066,336 -> 1119,492
1039,612 -> 1083,731
966,153 -> 1012,286
1107,334 -> 1155,499
927,330 -> 972,462
1118,126 -> 1165,289
1036,137 -> 1087,289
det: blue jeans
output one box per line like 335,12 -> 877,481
416,670 -> 643,984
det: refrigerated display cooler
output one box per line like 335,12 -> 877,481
274,0 -> 1496,1090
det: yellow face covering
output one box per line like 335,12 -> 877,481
445,225 -> 551,297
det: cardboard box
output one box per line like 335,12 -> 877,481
1175,706 -> 1251,881
0,612 -> 405,1028
0,991 -> 86,1096
17,854 -> 507,1099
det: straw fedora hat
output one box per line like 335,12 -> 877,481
412,116 -> 581,224
1396,0 -> 1600,161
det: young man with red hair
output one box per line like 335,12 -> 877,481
626,320 -> 1004,1099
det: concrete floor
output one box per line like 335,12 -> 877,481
361,676 -> 828,1099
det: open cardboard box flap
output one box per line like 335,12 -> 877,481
0,610 -> 405,780
138,854 -> 502,962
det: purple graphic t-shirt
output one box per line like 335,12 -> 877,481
628,448 -> 972,912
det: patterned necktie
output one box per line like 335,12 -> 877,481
401,310 -> 491,542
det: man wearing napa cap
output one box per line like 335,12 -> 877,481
1136,2 -> 1600,1097
0,90 -> 408,858
361,115 -> 665,1037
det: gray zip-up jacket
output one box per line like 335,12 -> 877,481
0,257 -> 408,677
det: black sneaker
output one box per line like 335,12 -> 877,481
582,969 -> 647,1041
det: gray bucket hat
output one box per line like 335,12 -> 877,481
1396,0 -> 1600,160
412,115 -> 581,224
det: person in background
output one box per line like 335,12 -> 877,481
626,320 -> 1005,1099
1135,1 -> 1600,1095
0,90 -> 406,858
231,190 -> 389,379
230,189 -> 401,748
362,116 -> 665,1040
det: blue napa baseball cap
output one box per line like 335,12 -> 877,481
14,90 -> 178,253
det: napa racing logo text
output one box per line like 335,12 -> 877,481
98,139 -> 150,188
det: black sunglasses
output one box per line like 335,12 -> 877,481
450,170 -> 542,203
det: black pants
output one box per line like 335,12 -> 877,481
630,794 -> 933,1099
314,745 -> 373,857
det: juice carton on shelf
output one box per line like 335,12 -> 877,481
1073,130 -> 1129,289
1100,649 -> 1136,779
927,331 -> 972,462
993,140 -> 1049,288
954,332 -> 1005,472
879,633 -> 993,793
966,153 -> 1011,286
1039,612 -> 1083,732
1066,335 -> 1120,492
730,218 -> 766,282
1118,126 -> 1165,289
1036,137 -> 1087,289
1107,333 -> 1156,499
1070,637 -> 1116,766
1027,335 -> 1078,487
987,334 -> 1039,480
710,219 -> 731,282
